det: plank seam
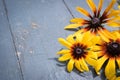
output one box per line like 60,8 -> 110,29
2,0 -> 24,80
63,0 -> 75,18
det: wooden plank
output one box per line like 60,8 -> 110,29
64,0 -> 119,31
3,0 -> 87,80
0,0 -> 22,80
5,0 -> 120,80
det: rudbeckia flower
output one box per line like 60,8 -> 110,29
57,32 -> 97,72
65,0 -> 120,37
94,31 -> 120,80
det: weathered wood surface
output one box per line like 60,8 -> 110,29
0,0 -> 119,80
0,0 -> 22,80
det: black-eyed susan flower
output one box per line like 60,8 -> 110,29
94,31 -> 120,80
57,32 -> 97,72
65,0 -> 120,37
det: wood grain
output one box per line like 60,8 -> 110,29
0,0 -> 22,80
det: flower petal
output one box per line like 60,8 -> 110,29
85,55 -> 97,67
75,60 -> 83,72
80,58 -> 89,71
98,30 -> 110,42
67,59 -> 74,72
90,36 -> 102,48
95,55 -> 108,74
87,51 -> 97,59
91,36 -> 101,44
86,0 -> 97,14
58,38 -> 72,49
58,53 -> 71,61
57,49 -> 70,55
96,51 -> 104,57
103,0 -> 116,15
107,10 -> 120,18
98,0 -> 104,12
102,29 -> 115,39
116,58 -> 120,69
75,33 -> 84,42
66,34 -> 75,44
106,16 -> 120,23
105,58 -> 115,80
111,30 -> 120,38
81,31 -> 94,44
73,29 -> 85,36
92,46 -> 101,51
70,18 -> 88,24
64,24 -> 82,29
98,29 -> 115,41
107,22 -> 120,27
76,6 -> 91,17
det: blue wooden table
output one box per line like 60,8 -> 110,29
0,0 -> 119,80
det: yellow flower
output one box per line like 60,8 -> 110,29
57,32 -> 97,72
65,0 -> 120,37
94,31 -> 120,80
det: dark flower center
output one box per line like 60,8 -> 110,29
112,43 -> 119,48
106,42 -> 120,57
75,47 -> 83,54
85,17 -> 102,33
71,43 -> 87,60
92,17 -> 100,25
